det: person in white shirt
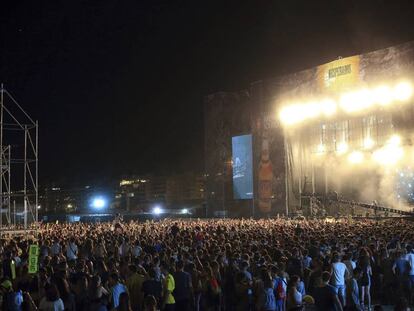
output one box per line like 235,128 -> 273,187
66,238 -> 78,262
330,252 -> 349,307
343,253 -> 356,280
119,237 -> 131,258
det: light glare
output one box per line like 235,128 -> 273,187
279,81 -> 413,126
363,137 -> 375,149
92,197 -> 106,209
339,89 -> 374,113
336,142 -> 348,154
388,135 -> 401,146
320,99 -> 337,116
317,144 -> 325,154
348,151 -> 364,164
372,86 -> 393,106
373,146 -> 404,166
394,82 -> 413,101
153,206 -> 163,215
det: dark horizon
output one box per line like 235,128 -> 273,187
2,1 -> 414,186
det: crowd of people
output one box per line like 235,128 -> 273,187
1,218 -> 414,310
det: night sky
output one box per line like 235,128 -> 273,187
2,1 -> 414,186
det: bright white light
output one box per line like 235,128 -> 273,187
339,89 -> 373,113
152,206 -> 163,215
348,151 -> 364,164
372,86 -> 393,106
181,208 -> 189,214
320,99 -> 337,116
279,81 -> 413,127
279,104 -> 307,126
37,205 -> 41,210
373,146 -> 404,166
388,135 -> 401,146
336,142 -> 348,154
363,137 -> 375,149
279,99 -> 337,126
317,143 -> 325,154
92,197 -> 106,209
393,82 -> 413,101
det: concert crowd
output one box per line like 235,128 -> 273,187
1,218 -> 414,311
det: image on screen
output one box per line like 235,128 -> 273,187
232,134 -> 253,199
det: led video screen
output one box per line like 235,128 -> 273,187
232,134 -> 253,199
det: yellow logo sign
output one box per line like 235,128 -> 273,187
318,55 -> 360,92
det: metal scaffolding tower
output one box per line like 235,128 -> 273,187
0,85 -> 38,232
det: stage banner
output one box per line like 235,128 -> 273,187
258,138 -> 273,213
318,55 -> 360,92
232,134 -> 253,200
28,244 -> 39,274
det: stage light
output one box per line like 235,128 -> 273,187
348,151 -> 364,164
279,81 -> 413,127
363,137 -> 375,149
339,89 -> 373,113
372,86 -> 393,106
317,143 -> 325,154
388,135 -> 401,146
373,146 -> 403,166
394,82 -> 413,101
181,208 -> 189,214
279,104 -> 304,126
91,197 -> 106,209
279,99 -> 337,126
152,206 -> 163,215
320,99 -> 337,117
336,142 -> 348,154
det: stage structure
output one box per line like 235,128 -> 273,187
0,85 -> 38,232
276,43 -> 414,216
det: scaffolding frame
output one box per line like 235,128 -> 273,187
0,84 -> 38,232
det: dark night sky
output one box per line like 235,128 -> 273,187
1,0 -> 414,186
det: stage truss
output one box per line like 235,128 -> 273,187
0,85 -> 38,233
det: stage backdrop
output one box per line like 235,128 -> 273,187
232,134 -> 253,199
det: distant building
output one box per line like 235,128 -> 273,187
116,172 -> 206,212
40,185 -> 106,214
166,172 -> 205,205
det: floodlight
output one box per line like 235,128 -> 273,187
181,208 -> 189,214
317,144 -> 325,154
91,197 -> 106,209
340,89 -> 373,113
152,206 -> 163,215
336,142 -> 348,154
372,86 -> 393,106
363,138 -> 374,149
394,82 -> 413,101
320,99 -> 337,116
348,151 -> 364,164
388,135 -> 401,146
373,146 -> 403,166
